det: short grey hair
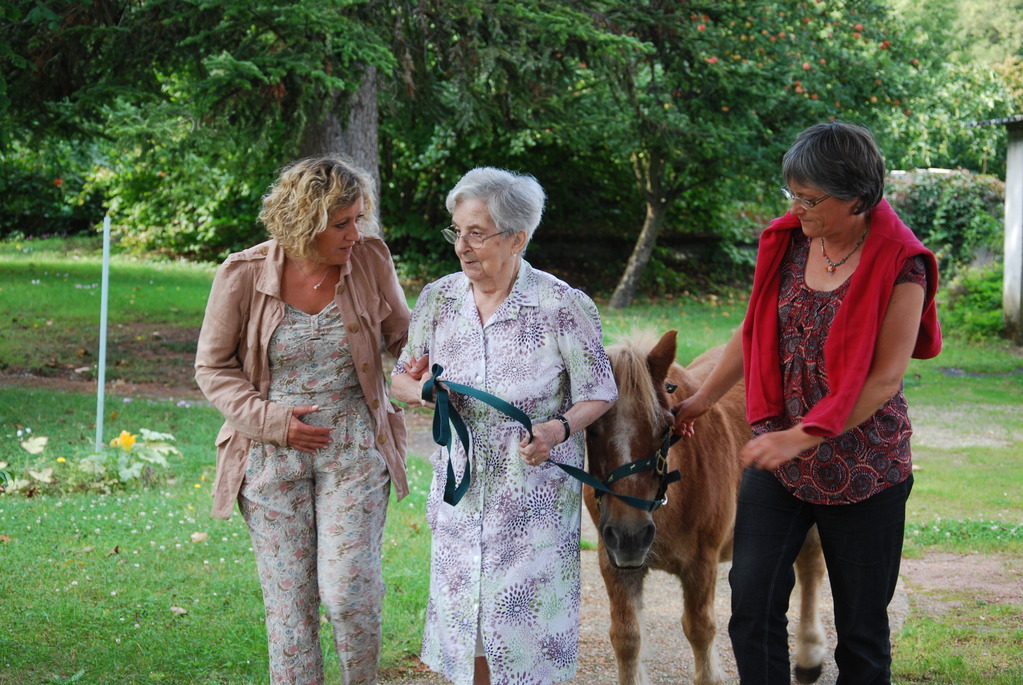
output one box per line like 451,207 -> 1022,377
445,167 -> 546,243
781,121 -> 886,215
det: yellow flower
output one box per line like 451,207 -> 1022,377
110,430 -> 137,451
56,457 -> 66,463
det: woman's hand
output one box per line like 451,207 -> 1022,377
519,401 -> 612,467
391,354 -> 436,409
518,420 -> 563,467
406,354 -> 430,381
740,425 -> 821,470
287,405 -> 332,454
671,394 -> 711,438
670,325 -> 744,439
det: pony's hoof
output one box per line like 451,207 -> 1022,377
794,664 -> 823,684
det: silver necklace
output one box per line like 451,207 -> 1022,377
296,263 -> 334,290
820,228 -> 868,273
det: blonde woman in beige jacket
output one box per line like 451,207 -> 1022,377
195,157 -> 410,685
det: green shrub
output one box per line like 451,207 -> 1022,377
0,137 -> 106,237
84,153 -> 268,262
939,263 -> 1006,341
886,169 -> 1004,279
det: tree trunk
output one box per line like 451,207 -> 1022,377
609,149 -> 672,309
299,66 -> 380,192
608,199 -> 669,308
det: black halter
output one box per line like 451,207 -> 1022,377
592,423 -> 682,513
590,381 -> 683,512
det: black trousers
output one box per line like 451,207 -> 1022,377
728,467 -> 912,685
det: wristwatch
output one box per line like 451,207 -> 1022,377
552,414 -> 571,443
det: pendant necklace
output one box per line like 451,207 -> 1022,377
296,263 -> 335,290
820,228 -> 868,274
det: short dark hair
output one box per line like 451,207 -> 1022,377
781,121 -> 885,215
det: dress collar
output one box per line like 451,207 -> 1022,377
450,259 -> 539,325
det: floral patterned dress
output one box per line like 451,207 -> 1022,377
394,261 -> 617,685
753,231 -> 928,504
241,301 -> 391,684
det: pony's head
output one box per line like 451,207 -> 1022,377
585,329 -> 687,569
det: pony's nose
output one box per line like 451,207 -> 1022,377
602,521 -> 656,567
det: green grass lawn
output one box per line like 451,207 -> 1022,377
0,236 -> 215,385
1,236 -> 1021,683
0,388 -> 434,684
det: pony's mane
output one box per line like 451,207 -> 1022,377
606,333 -> 663,428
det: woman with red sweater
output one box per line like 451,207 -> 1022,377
673,121 -> 941,684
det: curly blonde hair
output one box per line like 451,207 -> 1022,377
259,156 -> 381,261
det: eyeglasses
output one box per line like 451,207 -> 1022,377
781,186 -> 831,210
441,226 -> 505,249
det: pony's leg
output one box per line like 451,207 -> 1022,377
598,551 -> 651,685
793,525 -> 827,684
680,553 -> 726,685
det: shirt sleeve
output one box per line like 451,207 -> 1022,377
392,280 -> 438,375
372,241 -> 412,360
194,258 -> 291,446
555,289 -> 618,404
896,254 -> 928,289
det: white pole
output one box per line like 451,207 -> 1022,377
95,215 -> 111,451
1005,124 -> 1023,344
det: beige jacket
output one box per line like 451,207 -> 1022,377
194,238 -> 411,519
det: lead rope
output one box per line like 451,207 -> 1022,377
423,363 -> 681,509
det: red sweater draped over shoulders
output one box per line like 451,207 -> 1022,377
742,199 -> 942,437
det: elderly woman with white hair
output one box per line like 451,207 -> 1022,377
391,167 -> 618,685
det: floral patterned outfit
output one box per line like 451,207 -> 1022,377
241,302 -> 391,684
394,261 -> 617,685
752,231 -> 928,503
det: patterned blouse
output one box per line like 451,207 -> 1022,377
753,230 -> 928,505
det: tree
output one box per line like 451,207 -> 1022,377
952,0 -> 1023,66
567,0 -> 926,307
877,0 -> 1019,177
2,0 -> 635,260
2,0 -> 395,158
2,0 -> 1002,299
377,0 -> 641,278
1,0 -> 396,253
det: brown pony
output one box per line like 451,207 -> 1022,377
584,330 -> 827,685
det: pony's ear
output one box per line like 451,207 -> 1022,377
647,329 -> 678,385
